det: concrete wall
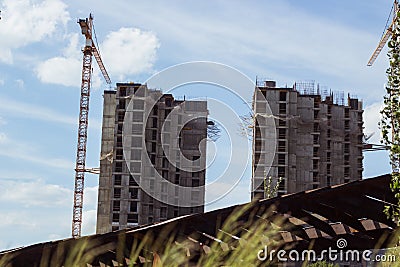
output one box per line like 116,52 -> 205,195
252,83 -> 363,199
97,83 -> 208,233
96,91 -> 116,234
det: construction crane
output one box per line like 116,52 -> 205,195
364,1 -> 399,153
367,0 -> 399,66
73,14 -> 111,238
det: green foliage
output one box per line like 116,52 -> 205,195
380,228 -> 400,267
264,174 -> 282,199
195,203 -> 284,266
1,206 -> 399,266
381,9 -> 400,226
0,203 -> 286,266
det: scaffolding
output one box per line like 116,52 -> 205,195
294,80 -> 316,95
333,91 -> 345,106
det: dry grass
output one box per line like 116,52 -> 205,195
1,204 -> 399,266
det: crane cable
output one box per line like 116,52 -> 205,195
92,21 -> 111,89
381,3 -> 395,40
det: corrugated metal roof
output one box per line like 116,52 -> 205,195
1,174 -> 397,266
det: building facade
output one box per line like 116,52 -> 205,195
252,80 -> 363,199
96,83 -> 208,234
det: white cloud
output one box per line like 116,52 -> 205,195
101,1 -> 386,100
363,101 -> 383,144
82,209 -> 97,235
36,56 -> 82,87
0,180 -> 98,248
36,27 -> 160,87
0,211 -> 38,228
0,96 -> 101,129
0,132 -> 7,143
0,205 -> 71,250
36,33 -> 83,87
101,27 -> 160,80
48,233 -> 62,240
0,0 -> 70,64
0,179 -> 72,208
0,116 -> 6,126
81,186 -> 98,236
205,181 -> 250,211
15,79 -> 24,89
0,210 -> 70,250
63,33 -> 82,59
0,132 -> 74,170
0,170 -> 42,181
84,186 -> 99,209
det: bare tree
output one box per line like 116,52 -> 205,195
207,121 -> 221,142
238,112 -> 255,141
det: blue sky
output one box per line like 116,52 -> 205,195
0,0 -> 394,250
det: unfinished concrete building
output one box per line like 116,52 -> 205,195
96,83 -> 208,234
252,80 -> 363,199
